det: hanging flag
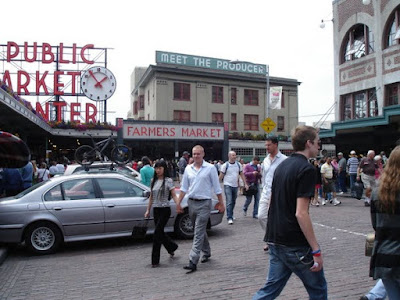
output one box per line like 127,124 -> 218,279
269,86 -> 282,110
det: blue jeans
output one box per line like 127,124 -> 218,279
382,278 -> 400,300
253,244 -> 327,300
224,185 -> 238,220
243,186 -> 259,218
366,279 -> 387,300
349,174 -> 357,196
338,171 -> 347,192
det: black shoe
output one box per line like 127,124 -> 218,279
201,256 -> 210,263
151,264 -> 159,268
183,261 -> 197,273
359,296 -> 368,300
364,202 -> 370,207
169,244 -> 178,257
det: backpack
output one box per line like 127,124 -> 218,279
223,161 -> 242,174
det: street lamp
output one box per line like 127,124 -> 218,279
229,60 -> 270,118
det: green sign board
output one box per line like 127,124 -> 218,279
156,51 -> 267,75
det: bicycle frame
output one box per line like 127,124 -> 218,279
88,134 -> 116,158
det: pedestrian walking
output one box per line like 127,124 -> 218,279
176,145 -> 225,273
347,150 -> 359,197
357,150 -> 376,206
369,145 -> 400,299
219,151 -> 247,225
258,137 -> 287,250
320,157 -> 341,206
337,152 -> 348,193
243,156 -> 261,218
253,125 -> 327,300
144,160 -> 179,268
177,151 -> 189,182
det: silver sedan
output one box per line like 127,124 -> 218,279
0,173 -> 223,254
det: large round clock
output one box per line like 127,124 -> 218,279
80,66 -> 117,101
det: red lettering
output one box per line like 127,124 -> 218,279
81,44 -> 94,64
53,71 -> 64,95
182,128 -> 189,136
6,42 -> 19,62
127,126 -> 134,136
163,127 -> 169,136
2,71 -> 13,91
36,71 -> 49,95
170,128 -> 176,136
197,128 -> 203,137
141,127 -> 148,136
67,71 -> 80,94
35,102 -> 49,121
42,43 -> 54,64
85,103 -> 97,123
72,43 -> 77,64
210,129 -> 215,137
17,71 -> 30,95
133,127 -> 140,135
59,43 -> 69,64
52,101 -> 67,121
202,129 -> 209,137
24,42 -> 37,62
70,103 -> 81,123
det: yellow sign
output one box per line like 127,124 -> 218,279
261,117 -> 276,133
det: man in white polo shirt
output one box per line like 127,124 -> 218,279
219,151 -> 248,225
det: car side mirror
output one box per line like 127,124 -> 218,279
143,190 -> 150,198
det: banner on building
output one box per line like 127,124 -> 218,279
269,86 -> 282,110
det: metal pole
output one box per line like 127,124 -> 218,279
266,65 -> 270,118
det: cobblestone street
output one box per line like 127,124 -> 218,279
0,193 -> 375,299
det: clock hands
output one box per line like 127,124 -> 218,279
95,76 -> 108,88
89,70 -> 104,88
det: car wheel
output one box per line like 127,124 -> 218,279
174,210 -> 194,239
25,222 -> 62,254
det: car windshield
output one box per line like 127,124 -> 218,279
15,180 -> 48,198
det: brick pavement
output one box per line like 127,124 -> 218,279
0,193 -> 376,300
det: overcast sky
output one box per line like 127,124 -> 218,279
2,0 -> 335,125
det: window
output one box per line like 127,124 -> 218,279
255,148 -> 267,157
212,113 -> 223,123
244,114 -> 259,131
147,90 -> 150,106
244,89 -> 259,105
231,113 -> 237,131
231,88 -> 237,104
44,179 -> 95,201
173,110 -> 190,122
385,6 -> 400,48
231,147 -> 253,156
281,91 -> 285,108
342,24 -> 374,63
386,83 -> 399,106
212,86 -> 223,103
174,83 -> 190,101
340,89 -> 378,121
342,94 -> 352,121
134,100 -> 138,115
277,116 -> 284,131
97,178 -> 143,198
139,95 -> 144,110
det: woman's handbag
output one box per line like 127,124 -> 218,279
365,232 -> 375,256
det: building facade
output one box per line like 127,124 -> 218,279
129,52 -> 300,138
320,0 -> 400,154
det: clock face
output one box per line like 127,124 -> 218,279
80,66 -> 117,101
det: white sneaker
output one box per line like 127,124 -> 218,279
333,198 -> 341,206
228,219 -> 233,225
321,199 -> 327,206
338,191 -> 344,195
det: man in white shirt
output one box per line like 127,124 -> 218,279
219,151 -> 248,225
258,137 -> 287,250
320,157 -> 341,206
176,145 -> 225,273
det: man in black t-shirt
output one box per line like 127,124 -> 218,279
253,125 -> 327,300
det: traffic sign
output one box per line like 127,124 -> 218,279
260,117 -> 276,133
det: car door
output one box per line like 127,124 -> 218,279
43,178 -> 105,237
96,177 -> 149,234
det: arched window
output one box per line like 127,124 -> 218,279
384,6 -> 400,48
342,24 -> 374,63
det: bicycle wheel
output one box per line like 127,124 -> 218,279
111,145 -> 132,165
75,145 -> 96,165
